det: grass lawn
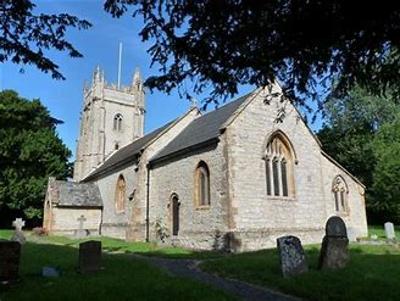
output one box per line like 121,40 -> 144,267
0,230 -> 233,301
369,224 -> 400,240
201,243 -> 400,301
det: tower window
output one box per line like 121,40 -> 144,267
113,114 -> 123,131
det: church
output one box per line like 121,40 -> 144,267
43,67 -> 368,251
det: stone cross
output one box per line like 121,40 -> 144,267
77,215 -> 87,230
384,222 -> 395,240
12,218 -> 25,232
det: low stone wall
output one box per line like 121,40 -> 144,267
158,227 -> 326,252
101,222 -> 128,240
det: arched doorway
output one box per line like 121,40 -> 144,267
171,194 -> 180,236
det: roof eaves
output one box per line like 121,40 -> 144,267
150,137 -> 219,167
219,89 -> 260,131
321,150 -> 365,188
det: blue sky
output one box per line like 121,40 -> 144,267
1,0 -> 322,161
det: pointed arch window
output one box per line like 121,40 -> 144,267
115,174 -> 126,212
113,114 -> 123,132
195,161 -> 210,207
265,132 -> 295,198
332,175 -> 348,212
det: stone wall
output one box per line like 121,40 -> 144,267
95,164 -> 137,239
92,108 -> 199,241
50,207 -> 102,236
149,142 -> 230,250
320,154 -> 368,240
225,85 -> 367,250
127,108 -> 199,241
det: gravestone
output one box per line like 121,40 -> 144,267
277,235 -> 308,277
74,215 -> 89,239
384,222 -> 395,240
11,218 -> 26,245
78,240 -> 102,274
0,241 -> 21,283
318,216 -> 349,269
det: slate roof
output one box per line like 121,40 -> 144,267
150,92 -> 252,163
52,180 -> 102,207
83,120 -> 175,181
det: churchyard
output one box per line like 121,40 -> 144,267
1,222 -> 400,301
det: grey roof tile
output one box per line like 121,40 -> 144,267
83,121 -> 174,181
150,92 -> 252,163
53,180 -> 102,207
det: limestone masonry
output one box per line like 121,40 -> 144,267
43,68 -> 368,251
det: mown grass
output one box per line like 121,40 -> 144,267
369,224 -> 400,239
0,231 -> 234,301
201,243 -> 400,301
27,233 -> 223,259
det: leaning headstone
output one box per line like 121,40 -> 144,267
74,215 -> 89,239
277,235 -> 308,277
11,218 -> 26,245
78,240 -> 102,274
0,241 -> 21,283
384,222 -> 396,240
318,216 -> 349,269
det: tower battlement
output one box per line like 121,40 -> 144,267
73,66 -> 145,182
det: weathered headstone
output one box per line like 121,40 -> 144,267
319,216 -> 349,269
11,218 -> 26,245
384,222 -> 396,240
78,240 -> 102,274
74,215 -> 89,239
0,241 -> 21,283
277,235 -> 308,277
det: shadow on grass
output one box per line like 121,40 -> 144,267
201,244 -> 400,301
1,241 -> 235,301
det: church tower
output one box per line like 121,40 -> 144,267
73,66 -> 145,182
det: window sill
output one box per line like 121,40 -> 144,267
195,205 -> 211,211
115,210 -> 125,215
266,196 -> 296,202
335,211 -> 349,217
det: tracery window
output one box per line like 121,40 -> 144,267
265,132 -> 295,198
332,175 -> 348,212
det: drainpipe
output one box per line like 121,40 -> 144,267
145,163 -> 151,242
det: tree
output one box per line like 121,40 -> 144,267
104,1 -> 400,106
372,118 -> 400,223
318,86 -> 400,223
0,0 -> 91,80
0,90 -> 71,227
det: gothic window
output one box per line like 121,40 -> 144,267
115,174 -> 126,212
195,161 -> 210,207
113,114 -> 123,132
332,175 -> 348,212
265,132 -> 295,198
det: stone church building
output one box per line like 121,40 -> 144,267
43,67 -> 368,251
